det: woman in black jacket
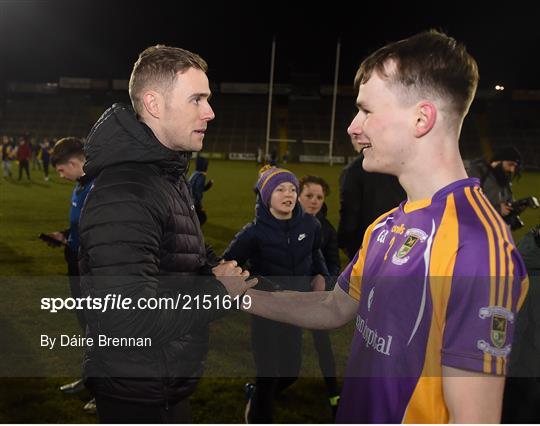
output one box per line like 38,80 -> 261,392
298,175 -> 341,418
223,166 -> 328,423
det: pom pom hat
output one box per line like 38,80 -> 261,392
256,165 -> 299,207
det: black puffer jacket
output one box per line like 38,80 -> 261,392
316,203 -> 340,278
338,155 -> 406,260
79,104 -> 228,405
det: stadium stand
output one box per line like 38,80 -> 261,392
1,86 -> 539,169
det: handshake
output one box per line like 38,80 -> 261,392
211,260 -> 258,298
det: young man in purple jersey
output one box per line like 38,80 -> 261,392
242,30 -> 528,423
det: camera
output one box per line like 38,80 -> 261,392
505,196 -> 540,230
533,224 -> 540,248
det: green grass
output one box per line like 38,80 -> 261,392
0,161 -> 539,423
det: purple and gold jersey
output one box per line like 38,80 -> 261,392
336,178 -> 528,423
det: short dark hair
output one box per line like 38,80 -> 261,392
299,175 -> 330,197
129,44 -> 208,115
354,29 -> 479,120
51,137 -> 84,167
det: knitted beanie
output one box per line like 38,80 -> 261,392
256,166 -> 299,207
491,146 -> 522,164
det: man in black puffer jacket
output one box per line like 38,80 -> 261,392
78,45 -> 254,423
338,152 -> 406,261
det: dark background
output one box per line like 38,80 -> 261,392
1,0 -> 540,89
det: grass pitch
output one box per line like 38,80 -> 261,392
0,160 -> 538,423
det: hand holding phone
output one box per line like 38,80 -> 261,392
39,232 -> 66,247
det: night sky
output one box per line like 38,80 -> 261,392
1,1 -> 539,89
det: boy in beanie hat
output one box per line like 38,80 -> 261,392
223,165 -> 328,423
188,155 -> 213,225
255,165 -> 299,215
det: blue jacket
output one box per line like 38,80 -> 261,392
67,175 -> 94,251
223,198 -> 328,292
188,171 -> 212,208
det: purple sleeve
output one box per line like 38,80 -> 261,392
442,249 -> 528,375
337,252 -> 359,296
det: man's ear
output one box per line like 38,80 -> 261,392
142,90 -> 162,119
414,101 -> 437,138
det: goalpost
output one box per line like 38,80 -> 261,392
264,37 -> 342,165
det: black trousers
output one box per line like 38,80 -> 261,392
249,316 -> 302,423
64,246 -> 86,331
96,396 -> 192,424
18,159 -> 30,180
195,204 -> 207,226
502,377 -> 540,423
311,329 -> 339,397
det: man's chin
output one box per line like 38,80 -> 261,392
361,158 -> 390,175
361,157 -> 375,172
189,139 -> 204,152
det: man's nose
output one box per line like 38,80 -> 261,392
202,104 -> 215,121
347,114 -> 362,137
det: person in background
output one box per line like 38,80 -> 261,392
42,137 -> 96,412
188,155 -> 213,226
223,166 -> 328,423
502,223 -> 540,423
298,175 -> 341,418
16,136 -> 32,181
338,150 -> 405,261
31,138 -> 42,171
465,146 -> 521,221
41,137 -> 52,181
2,136 -> 14,178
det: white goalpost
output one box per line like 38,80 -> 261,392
264,37 -> 342,165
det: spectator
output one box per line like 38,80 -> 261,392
2,136 -> 14,178
502,224 -> 540,423
338,152 -> 405,260
188,155 -> 213,225
465,146 -> 521,223
223,166 -> 328,423
43,136 -> 95,412
298,175 -> 341,418
16,136 -> 32,181
41,137 -> 52,181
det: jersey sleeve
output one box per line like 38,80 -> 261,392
338,209 -> 397,301
438,187 -> 529,375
